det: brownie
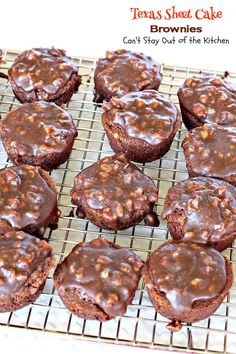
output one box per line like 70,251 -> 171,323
182,123 -> 236,186
0,165 -> 60,238
178,76 -> 236,130
8,48 -> 81,105
0,101 -> 78,171
102,90 -> 180,163
144,241 -> 233,330
162,176 -> 236,251
71,153 -> 159,230
53,237 -> 143,320
0,230 -> 54,312
93,49 -> 162,103
0,49 -> 8,80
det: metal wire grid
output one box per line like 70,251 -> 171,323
0,49 -> 236,353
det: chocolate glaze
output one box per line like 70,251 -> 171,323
162,177 -> 236,243
71,153 -> 158,227
0,230 -> 52,294
9,48 -> 78,95
57,237 -> 143,317
94,49 -> 162,102
166,320 -> 182,332
178,76 -> 236,125
0,49 -> 8,79
0,101 -> 77,157
148,242 -> 226,314
0,165 -> 58,233
182,123 -> 236,179
103,90 -> 179,145
144,212 -> 160,227
0,72 -> 8,80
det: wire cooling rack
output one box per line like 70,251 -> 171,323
0,49 -> 236,354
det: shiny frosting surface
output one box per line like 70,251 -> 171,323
162,177 -> 236,243
103,90 -> 178,145
95,49 -> 162,97
148,242 -> 226,313
57,237 -> 143,317
0,230 -> 52,294
9,48 -> 78,94
71,153 -> 158,223
0,165 -> 57,230
178,76 -> 236,125
182,123 -> 236,179
0,101 -> 77,157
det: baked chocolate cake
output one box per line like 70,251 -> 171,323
94,49 -> 162,103
182,123 -> 236,186
144,241 -> 233,330
0,230 -> 54,312
0,101 -> 77,171
178,76 -> 236,130
0,165 -> 60,238
71,153 -> 159,230
54,237 -> 143,320
8,48 -> 81,105
162,176 -> 236,251
102,90 -> 180,162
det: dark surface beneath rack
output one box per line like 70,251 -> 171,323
0,49 -> 236,354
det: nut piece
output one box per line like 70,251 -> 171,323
101,268 -> 110,279
192,103 -> 207,118
191,278 -> 202,286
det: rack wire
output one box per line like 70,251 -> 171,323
0,49 -> 236,353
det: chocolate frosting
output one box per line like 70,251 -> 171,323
71,153 -> 158,224
8,48 -> 78,94
57,237 -> 143,317
182,123 -> 236,179
103,90 -> 179,145
94,49 -> 162,99
162,177 -> 236,243
178,76 -> 236,125
0,165 -> 57,231
0,49 -> 3,65
148,242 -> 226,314
0,101 -> 77,157
0,230 -> 52,294
0,49 -> 8,80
